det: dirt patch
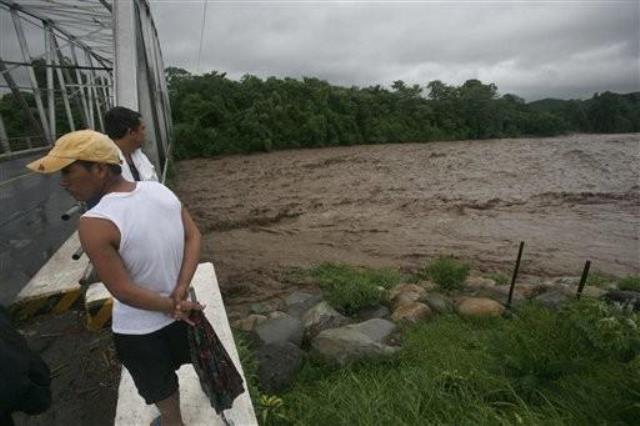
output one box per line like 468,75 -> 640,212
13,311 -> 119,426
173,134 -> 640,317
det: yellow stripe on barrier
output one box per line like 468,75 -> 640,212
13,297 -> 51,320
86,298 -> 113,331
52,288 -> 82,314
10,288 -> 84,321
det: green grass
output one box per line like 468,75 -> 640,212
586,271 -> 616,288
419,257 -> 470,291
486,272 -> 509,286
268,300 -> 639,425
308,263 -> 407,315
233,331 -> 259,398
234,331 -> 293,425
618,276 -> 640,292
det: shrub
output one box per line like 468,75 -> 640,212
491,304 -> 579,390
233,332 -> 259,398
309,263 -> 406,315
257,394 -> 289,426
561,299 -> 640,362
492,300 -> 640,392
421,257 -> 470,291
618,275 -> 640,291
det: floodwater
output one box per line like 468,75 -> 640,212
174,134 -> 640,311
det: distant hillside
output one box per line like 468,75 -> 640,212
528,92 -> 639,134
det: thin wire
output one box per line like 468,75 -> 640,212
195,0 -> 208,74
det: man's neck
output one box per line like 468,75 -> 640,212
103,175 -> 136,195
114,138 -> 136,158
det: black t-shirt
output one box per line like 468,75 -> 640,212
0,306 -> 51,423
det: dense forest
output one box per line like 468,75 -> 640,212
1,62 -> 638,158
166,67 -> 639,159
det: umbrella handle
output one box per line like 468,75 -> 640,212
220,411 -> 233,426
189,287 -> 198,303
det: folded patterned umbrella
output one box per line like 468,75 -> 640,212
187,289 -> 245,425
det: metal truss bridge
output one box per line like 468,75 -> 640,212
0,0 -> 173,304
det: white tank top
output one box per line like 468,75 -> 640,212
83,181 -> 184,335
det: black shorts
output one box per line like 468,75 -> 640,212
113,320 -> 191,404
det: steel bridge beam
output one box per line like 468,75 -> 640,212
0,0 -> 112,69
114,0 -> 138,110
0,56 -> 47,149
11,9 -> 52,144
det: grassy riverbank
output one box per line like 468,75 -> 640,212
237,263 -> 640,425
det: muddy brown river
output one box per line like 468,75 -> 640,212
174,134 -> 639,314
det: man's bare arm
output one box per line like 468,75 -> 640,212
78,217 -> 175,314
172,207 -> 202,302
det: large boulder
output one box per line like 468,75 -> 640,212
254,314 -> 304,347
285,291 -> 317,306
554,284 -> 607,299
465,276 -> 496,288
455,297 -> 505,317
268,310 -> 288,320
534,290 -> 570,309
250,299 -> 285,315
312,326 -> 400,365
255,342 -> 305,393
474,285 -> 525,306
231,314 -> 267,332
391,302 -> 432,323
423,293 -> 453,314
388,283 -> 427,308
355,305 -> 391,321
604,290 -> 640,311
517,283 -> 550,299
286,292 -> 324,319
416,280 -> 437,292
551,276 -> 580,286
343,319 -> 397,344
579,286 -> 607,299
302,301 -> 350,338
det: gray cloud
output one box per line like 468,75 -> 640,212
151,0 -> 639,101
1,1 -> 637,102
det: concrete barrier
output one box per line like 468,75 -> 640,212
85,282 -> 113,331
114,262 -> 258,426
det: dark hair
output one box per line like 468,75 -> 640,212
104,107 -> 142,140
76,160 -> 122,175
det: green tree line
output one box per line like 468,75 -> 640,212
2,64 -> 637,157
166,67 -> 639,159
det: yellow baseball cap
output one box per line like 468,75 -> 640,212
27,130 -> 121,174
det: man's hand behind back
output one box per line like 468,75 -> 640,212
170,284 -> 188,305
172,299 -> 204,326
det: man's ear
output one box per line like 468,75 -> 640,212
94,162 -> 110,178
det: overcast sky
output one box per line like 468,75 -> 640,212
150,0 -> 639,101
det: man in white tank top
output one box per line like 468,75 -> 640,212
27,130 -> 202,426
